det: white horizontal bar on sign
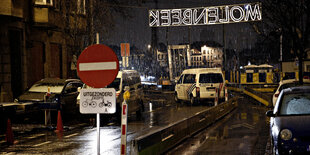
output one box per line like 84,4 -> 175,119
79,62 -> 117,71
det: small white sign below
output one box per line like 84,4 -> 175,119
80,88 -> 116,114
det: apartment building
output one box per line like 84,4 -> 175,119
0,0 -> 90,101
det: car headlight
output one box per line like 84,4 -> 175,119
280,129 -> 292,141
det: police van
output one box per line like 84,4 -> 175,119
174,68 -> 225,105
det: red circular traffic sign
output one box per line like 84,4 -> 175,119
77,44 -> 119,88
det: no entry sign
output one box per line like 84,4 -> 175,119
77,44 -> 120,88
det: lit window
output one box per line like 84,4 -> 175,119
35,0 -> 53,6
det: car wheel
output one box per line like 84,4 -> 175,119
174,92 -> 180,103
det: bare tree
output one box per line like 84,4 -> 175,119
253,0 -> 310,84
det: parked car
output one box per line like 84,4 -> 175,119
266,86 -> 310,154
16,78 -> 83,113
77,70 -> 144,118
174,68 -> 226,105
272,79 -> 310,106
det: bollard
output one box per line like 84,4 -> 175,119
121,101 -> 128,155
225,86 -> 228,102
149,102 -> 152,112
5,118 -> 14,145
121,86 -> 130,155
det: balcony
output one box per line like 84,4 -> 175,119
33,2 -> 86,32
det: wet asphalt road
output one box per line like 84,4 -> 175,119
167,95 -> 271,155
0,91 -> 214,154
0,92 -> 272,154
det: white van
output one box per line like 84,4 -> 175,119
112,70 -> 144,116
174,68 -> 225,105
77,70 -> 144,117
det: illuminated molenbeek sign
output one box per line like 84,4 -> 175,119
149,2 -> 262,27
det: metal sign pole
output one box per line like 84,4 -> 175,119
96,32 -> 100,155
97,113 -> 100,155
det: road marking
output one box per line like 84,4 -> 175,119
79,62 -> 117,71
33,141 -> 51,147
162,134 -> 174,142
108,122 -> 115,126
26,134 -> 46,139
64,133 -> 79,138
199,118 -> 206,122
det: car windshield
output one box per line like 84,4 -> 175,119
199,73 -> 223,83
107,78 -> 121,91
28,82 -> 65,93
279,82 -> 310,92
279,92 -> 310,115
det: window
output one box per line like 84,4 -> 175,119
77,0 -> 86,14
177,75 -> 184,84
199,73 -> 223,83
279,92 -> 310,115
183,74 -> 196,84
107,78 -> 121,91
35,0 -> 53,6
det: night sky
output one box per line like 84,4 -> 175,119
102,0 -> 260,52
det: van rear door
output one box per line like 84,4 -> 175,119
199,73 -> 224,99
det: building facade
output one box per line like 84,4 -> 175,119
0,0 -> 90,102
200,45 -> 223,68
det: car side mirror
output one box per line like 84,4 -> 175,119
266,110 -> 275,117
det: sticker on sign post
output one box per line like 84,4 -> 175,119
80,88 -> 116,114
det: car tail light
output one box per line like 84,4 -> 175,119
275,93 -> 279,97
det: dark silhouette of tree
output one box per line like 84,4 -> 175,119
252,0 -> 310,84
